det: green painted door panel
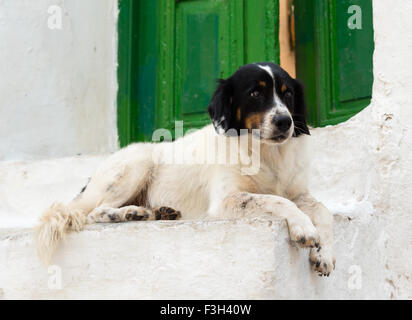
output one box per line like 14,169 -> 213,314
117,0 -> 158,145
177,3 -> 220,116
244,0 -> 280,64
136,0 -> 158,141
159,0 -> 244,132
174,0 -> 243,129
118,0 -> 279,144
334,0 -> 374,104
294,0 -> 374,127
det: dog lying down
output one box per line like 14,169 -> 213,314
35,62 -> 335,276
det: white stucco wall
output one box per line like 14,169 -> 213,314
307,0 -> 412,298
0,0 -> 119,161
0,0 -> 411,299
0,216 -> 389,300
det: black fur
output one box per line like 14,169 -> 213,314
79,177 -> 90,194
207,79 -> 233,133
291,79 -> 310,136
207,62 -> 310,138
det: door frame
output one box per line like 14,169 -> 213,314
117,0 -> 138,147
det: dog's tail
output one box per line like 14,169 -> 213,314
34,202 -> 87,265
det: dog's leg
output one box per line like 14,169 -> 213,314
213,192 -> 320,248
88,206 -> 181,223
293,194 -> 335,276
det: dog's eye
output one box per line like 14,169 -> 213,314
284,91 -> 292,98
250,91 -> 260,98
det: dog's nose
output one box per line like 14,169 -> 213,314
273,115 -> 292,132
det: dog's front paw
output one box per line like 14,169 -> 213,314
154,206 -> 182,220
288,216 -> 320,248
87,206 -> 151,223
310,246 -> 336,276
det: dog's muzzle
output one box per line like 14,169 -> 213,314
269,114 -> 293,142
273,115 -> 292,133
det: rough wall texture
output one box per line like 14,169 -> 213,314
0,0 -> 411,299
0,155 -> 105,228
307,0 -> 412,298
0,217 -> 388,300
0,0 -> 119,161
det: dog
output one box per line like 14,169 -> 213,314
35,62 -> 335,276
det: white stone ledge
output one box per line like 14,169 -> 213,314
0,214 -> 389,299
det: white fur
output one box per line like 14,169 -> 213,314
35,125 -> 335,275
257,63 -> 294,141
257,64 -> 274,79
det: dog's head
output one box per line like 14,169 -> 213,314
208,62 -> 310,144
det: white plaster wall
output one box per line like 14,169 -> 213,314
0,0 -> 411,300
0,0 -> 119,161
307,0 -> 412,298
0,217 -> 388,300
0,155 -> 106,228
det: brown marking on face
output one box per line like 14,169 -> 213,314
244,112 -> 264,130
236,107 -> 242,121
281,84 -> 287,93
259,81 -> 267,87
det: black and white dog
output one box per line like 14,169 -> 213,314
36,62 -> 335,276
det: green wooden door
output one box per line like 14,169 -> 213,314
118,0 -> 279,146
294,0 -> 374,127
160,0 -> 244,132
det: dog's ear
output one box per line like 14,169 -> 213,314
292,79 -> 310,136
208,79 -> 233,134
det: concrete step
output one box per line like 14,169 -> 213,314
0,215 -> 389,299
